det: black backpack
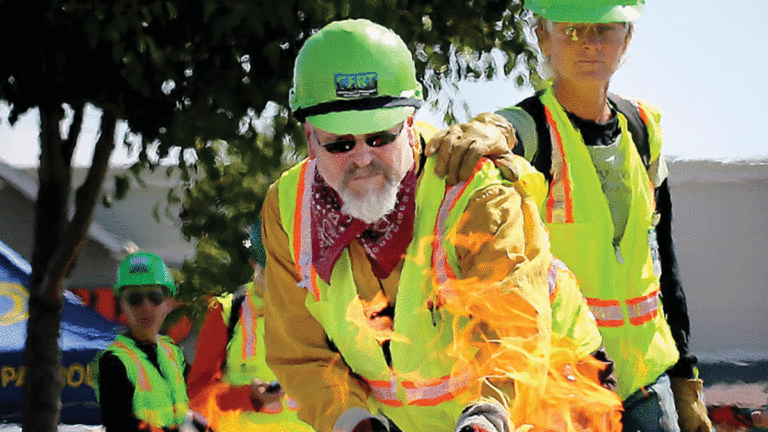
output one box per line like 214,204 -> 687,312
501,91 -> 650,181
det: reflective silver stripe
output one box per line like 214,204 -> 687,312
546,116 -> 573,224
402,369 -> 473,406
240,290 -> 257,357
366,371 -> 402,407
433,181 -> 467,285
114,341 -> 152,392
547,257 -> 569,300
586,299 -> 624,327
626,290 -> 660,325
587,290 -> 662,328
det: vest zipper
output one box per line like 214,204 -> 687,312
613,242 -> 624,264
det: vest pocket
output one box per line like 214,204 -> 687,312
545,222 -> 604,297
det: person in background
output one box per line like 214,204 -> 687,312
261,18 -> 618,432
753,408 -> 768,429
186,218 -> 316,432
92,252 -> 189,432
429,1 -> 712,431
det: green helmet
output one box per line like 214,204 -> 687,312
114,252 -> 176,297
289,19 -> 423,135
524,0 -> 645,23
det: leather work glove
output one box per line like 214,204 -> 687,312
752,409 -> 768,428
426,113 -> 517,186
455,400 -> 533,432
669,377 -> 715,432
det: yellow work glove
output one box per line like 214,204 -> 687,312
426,113 -> 517,186
669,377 -> 714,432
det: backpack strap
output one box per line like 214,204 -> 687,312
498,91 -> 554,182
498,91 -> 651,182
607,93 -> 650,170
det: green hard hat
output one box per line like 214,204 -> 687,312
289,19 -> 423,135
114,252 -> 176,297
524,0 -> 645,23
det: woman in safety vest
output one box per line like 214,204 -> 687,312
93,251 -> 190,432
432,1 -> 713,432
186,219 -> 316,432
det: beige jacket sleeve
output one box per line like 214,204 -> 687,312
261,180 -> 371,432
453,182 -> 553,407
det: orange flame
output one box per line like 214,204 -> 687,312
340,229 -> 622,432
189,378 -> 303,431
434,233 -> 623,432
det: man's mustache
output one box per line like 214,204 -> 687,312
343,161 -> 393,183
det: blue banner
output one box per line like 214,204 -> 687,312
0,240 -> 120,425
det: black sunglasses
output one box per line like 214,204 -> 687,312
319,126 -> 403,155
125,290 -> 166,307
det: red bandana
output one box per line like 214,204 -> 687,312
311,167 -> 416,284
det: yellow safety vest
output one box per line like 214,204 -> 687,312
279,154 -> 521,431
96,334 -> 189,429
531,86 -> 678,399
217,284 -> 315,431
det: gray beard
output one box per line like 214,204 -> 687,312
339,176 -> 400,224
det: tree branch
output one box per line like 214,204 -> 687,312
61,102 -> 85,163
39,106 -> 118,301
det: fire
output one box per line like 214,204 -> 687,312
340,229 -> 623,431
434,235 -> 623,432
189,378 -> 306,432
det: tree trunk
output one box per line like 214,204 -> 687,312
22,104 -> 118,432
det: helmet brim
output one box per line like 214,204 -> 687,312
533,4 -> 644,23
307,106 -> 415,136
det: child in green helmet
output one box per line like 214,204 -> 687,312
92,252 -> 190,432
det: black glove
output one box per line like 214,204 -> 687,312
352,417 -> 390,432
455,400 -> 510,432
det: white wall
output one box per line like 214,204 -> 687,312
668,161 -> 768,361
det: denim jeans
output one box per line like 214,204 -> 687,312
622,374 -> 680,432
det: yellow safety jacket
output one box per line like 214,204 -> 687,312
519,86 -> 678,399
216,283 -> 314,431
96,334 -> 189,429
276,140 -> 602,431
279,156 -> 513,431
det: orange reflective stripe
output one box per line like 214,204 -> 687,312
113,340 -> 152,392
626,290 -> 660,326
544,105 -> 574,224
585,298 -> 624,328
239,290 -> 258,359
433,159 -> 487,288
402,369 -> 472,407
433,178 -> 467,286
286,397 -> 300,411
587,290 -> 662,328
158,341 -> 180,376
366,373 -> 402,407
636,101 -> 649,126
294,160 -> 320,301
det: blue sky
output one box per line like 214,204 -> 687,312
417,0 -> 768,162
1,0 -> 767,167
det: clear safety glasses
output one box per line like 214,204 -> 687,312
546,21 -> 630,44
